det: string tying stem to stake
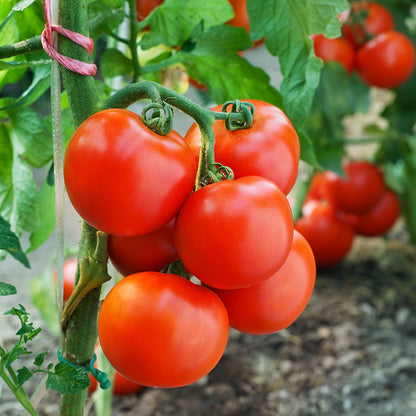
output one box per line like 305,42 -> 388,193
41,0 -> 97,76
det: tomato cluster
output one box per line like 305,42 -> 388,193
312,1 -> 415,89
64,99 -> 316,388
295,160 -> 400,268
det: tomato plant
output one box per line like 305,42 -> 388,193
323,160 -> 386,214
136,0 -> 163,21
213,230 -> 315,335
356,30 -> 416,89
107,220 -> 177,276
295,199 -> 355,268
184,100 -> 300,195
98,272 -> 229,388
64,108 -> 197,236
311,34 -> 356,74
174,176 -> 294,289
341,1 -> 394,47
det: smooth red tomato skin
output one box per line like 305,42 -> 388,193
98,272 -> 229,388
108,220 -> 177,276
136,0 -> 163,21
184,100 -> 300,195
341,1 -> 394,47
213,230 -> 316,335
312,34 -> 356,74
324,161 -> 385,214
346,190 -> 400,237
64,109 -> 196,236
89,369 -> 143,395
295,200 -> 354,268
357,31 -> 416,89
174,176 -> 294,289
53,258 -> 77,302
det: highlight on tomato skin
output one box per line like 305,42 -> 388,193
98,272 -> 229,388
212,230 -> 316,335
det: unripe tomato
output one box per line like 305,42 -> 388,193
323,161 -> 385,214
174,176 -> 294,289
108,220 -> 177,276
184,100 -> 300,195
345,190 -> 400,237
295,200 -> 355,268
341,1 -> 394,47
356,31 -> 416,89
98,272 -> 229,388
311,34 -> 356,74
64,109 -> 196,236
213,230 -> 316,335
53,258 -> 77,302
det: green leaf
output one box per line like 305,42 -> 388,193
100,49 -> 133,78
179,25 -> 282,107
247,0 -> 349,130
17,366 -> 33,385
27,181 -> 55,253
0,215 -> 30,268
145,0 -> 234,47
10,108 -> 53,168
34,351 -> 48,368
46,363 -> 90,394
88,0 -> 126,37
0,282 -> 17,296
0,122 -> 41,236
4,345 -> 31,368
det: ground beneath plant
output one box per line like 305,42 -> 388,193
2,220 -> 416,416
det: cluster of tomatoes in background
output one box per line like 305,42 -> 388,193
295,160 -> 400,268
62,100 -> 316,389
312,1 -> 415,89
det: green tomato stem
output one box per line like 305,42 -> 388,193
292,166 -> 316,223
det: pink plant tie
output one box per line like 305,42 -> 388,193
42,0 -> 97,76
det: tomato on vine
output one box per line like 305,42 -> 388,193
295,200 -> 355,268
98,272 -> 229,388
174,176 -> 294,289
323,160 -> 386,214
311,34 -> 356,74
213,230 -> 316,335
64,109 -> 196,236
53,258 -> 77,303
356,31 -> 416,89
341,1 -> 394,47
185,100 -> 300,195
107,220 -> 177,276
345,190 -> 400,237
136,0 -> 163,21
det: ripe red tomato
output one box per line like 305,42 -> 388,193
323,161 -> 385,214
305,171 -> 329,202
295,200 -> 355,268
98,272 -> 229,388
136,0 -> 163,21
53,258 -> 77,302
345,190 -> 400,237
341,1 -> 394,47
184,100 -> 300,195
311,34 -> 356,74
88,368 -> 143,395
107,220 -> 177,276
64,109 -> 196,236
356,31 -> 416,89
213,230 -> 315,335
174,176 -> 294,289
